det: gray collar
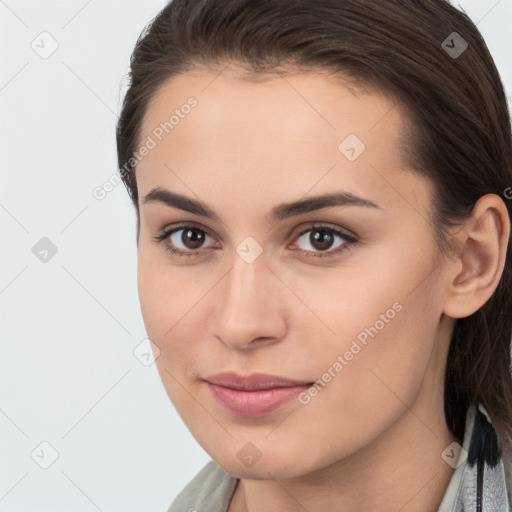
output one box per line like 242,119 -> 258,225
450,403 -> 511,511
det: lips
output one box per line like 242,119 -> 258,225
203,371 -> 314,416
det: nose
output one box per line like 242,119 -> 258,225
206,250 -> 287,350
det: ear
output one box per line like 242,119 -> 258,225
443,194 -> 510,319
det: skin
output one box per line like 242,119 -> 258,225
134,62 -> 510,511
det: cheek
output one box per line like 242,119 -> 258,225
136,248 -> 213,375
283,284 -> 440,462
137,256 -> 200,413
302,290 -> 430,403
137,254 -> 167,339
137,243 -> 200,334
137,250 -> 185,361
300,242 -> 441,398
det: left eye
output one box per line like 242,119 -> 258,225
291,226 -> 357,256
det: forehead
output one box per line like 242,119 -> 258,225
136,63 -> 431,217
140,63 -> 403,145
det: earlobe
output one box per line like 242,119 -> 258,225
443,194 -> 510,319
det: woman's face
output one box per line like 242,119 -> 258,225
135,63 -> 454,478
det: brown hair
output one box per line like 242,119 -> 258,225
116,0 -> 512,456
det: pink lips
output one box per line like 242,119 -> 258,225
204,372 -> 313,417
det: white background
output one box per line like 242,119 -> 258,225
1,0 -> 511,510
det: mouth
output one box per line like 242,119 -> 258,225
203,372 -> 314,417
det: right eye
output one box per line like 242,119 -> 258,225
154,224 -> 219,258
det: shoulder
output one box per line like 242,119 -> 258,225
167,459 -> 239,512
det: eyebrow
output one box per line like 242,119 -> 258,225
142,187 -> 380,222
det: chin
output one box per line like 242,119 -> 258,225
211,450 -> 316,481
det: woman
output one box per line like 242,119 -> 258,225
116,0 -> 512,510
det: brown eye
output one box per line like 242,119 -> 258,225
291,225 -> 358,258
154,224 -> 221,258
296,227 -> 346,252
176,228 -> 206,250
308,229 -> 335,251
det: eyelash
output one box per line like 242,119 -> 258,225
153,222 -> 359,259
